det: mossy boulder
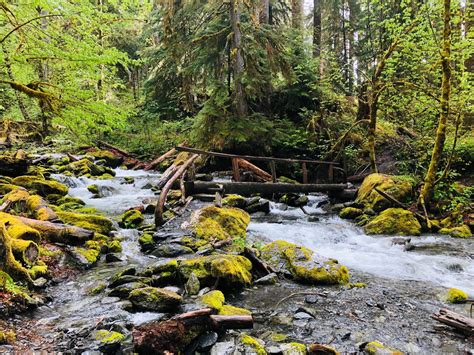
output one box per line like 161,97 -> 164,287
222,194 -> 247,209
190,206 -> 250,241
57,196 -> 85,206
87,184 -> 99,195
57,211 -> 114,235
128,286 -> 182,312
87,149 -> 123,168
12,176 -> 68,196
238,334 -> 266,355
0,212 -> 41,242
0,183 -> 23,195
339,207 -> 364,219
364,208 -> 421,236
281,343 -> 307,355
93,329 -> 125,353
439,225 -> 472,238
363,341 -> 403,355
261,240 -> 349,285
59,158 -> 116,177
356,174 -> 414,212
446,288 -> 468,303
199,290 -> 251,315
120,209 -> 144,229
179,254 -> 252,287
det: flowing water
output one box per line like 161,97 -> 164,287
27,172 -> 474,351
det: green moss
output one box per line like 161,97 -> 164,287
59,158 -> 116,177
120,209 -> 144,229
108,240 -> 122,253
88,283 -> 106,295
281,343 -> 307,355
94,330 -> 125,344
364,208 -> 421,236
75,207 -> 102,215
356,174 -> 414,212
179,255 -> 252,287
261,240 -> 349,285
128,287 -> 182,311
439,225 -> 472,238
0,184 -> 22,195
76,247 -> 100,263
29,262 -> 48,279
339,207 -> 364,219
200,290 -> 225,310
279,176 -> 300,184
348,282 -> 367,289
87,184 -> 99,194
57,196 -> 85,206
192,206 -> 250,241
57,202 -> 84,211
222,194 -> 247,208
0,212 -> 41,242
0,271 -> 26,295
12,176 -> 68,196
179,236 -> 209,250
219,305 -> 252,315
0,330 -> 16,345
57,211 -> 113,235
239,334 -> 267,355
139,233 -> 153,245
364,341 -> 402,355
269,333 -> 288,343
446,288 -> 468,303
96,173 -> 114,180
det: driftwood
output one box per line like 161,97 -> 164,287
373,187 -> 425,221
243,247 -> 275,278
18,216 -> 94,244
155,154 -> 199,227
144,148 -> 177,171
236,158 -> 272,181
185,181 -> 346,196
155,164 -> 180,190
98,140 -> 135,158
432,308 -> 474,335
133,308 -> 253,354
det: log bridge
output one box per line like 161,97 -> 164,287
155,146 -> 352,226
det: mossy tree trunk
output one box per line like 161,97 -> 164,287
419,0 -> 452,206
230,0 -> 247,119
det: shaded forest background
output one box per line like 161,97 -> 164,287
0,0 -> 473,207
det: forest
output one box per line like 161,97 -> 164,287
0,0 -> 473,353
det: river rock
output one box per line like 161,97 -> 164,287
254,273 -> 278,285
105,253 -> 124,263
185,272 -> 200,295
194,332 -> 218,352
150,243 -> 193,257
93,329 -> 125,354
128,287 -> 182,312
12,175 -> 68,196
109,275 -> 151,288
120,209 -> 144,229
87,149 -> 124,168
109,282 -> 148,298
210,341 -> 236,355
364,208 -> 421,236
261,240 -> 349,285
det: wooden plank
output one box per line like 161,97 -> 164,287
175,146 -> 339,165
185,181 -> 346,195
231,158 -> 241,182
237,158 -> 272,181
302,162 -> 308,184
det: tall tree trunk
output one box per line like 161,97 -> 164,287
260,0 -> 270,24
464,0 -> 473,126
313,0 -> 322,58
36,6 -> 51,135
291,0 -> 303,29
419,0 -> 452,205
230,0 -> 247,118
1,44 -> 30,121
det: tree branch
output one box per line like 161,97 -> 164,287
0,14 -> 62,44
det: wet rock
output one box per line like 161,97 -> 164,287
109,282 -> 148,298
238,333 -> 266,354
150,243 -> 193,257
12,175 -> 68,196
365,208 -> 421,236
105,253 -> 124,263
339,207 -> 364,219
281,342 -> 307,354
138,259 -> 178,277
196,173 -> 213,182
185,272 -> 200,295
439,225 -> 472,238
195,332 -> 218,352
293,311 -> 314,320
267,345 -> 283,354
68,247 -> 98,269
307,216 -> 320,222
254,273 -> 278,285
109,275 -> 151,288
87,149 -> 124,168
305,295 -> 318,304
211,340 -> 236,355
280,193 -> 308,207
119,209 -> 144,229
128,287 -> 182,312
261,240 -> 349,285
246,199 -> 271,214
57,211 -> 114,234
361,341 -> 402,354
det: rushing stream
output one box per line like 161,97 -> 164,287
28,170 -> 473,351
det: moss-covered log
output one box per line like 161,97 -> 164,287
11,239 -> 39,266
0,189 -> 59,221
0,212 -> 41,242
0,223 -> 33,283
0,150 -> 29,177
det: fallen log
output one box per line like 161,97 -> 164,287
133,308 -> 253,354
0,223 -> 32,283
155,164 -> 180,190
11,239 -> 39,266
374,187 -> 425,221
185,181 -> 346,196
155,154 -> 199,227
0,189 -> 59,222
97,140 -> 136,158
432,308 -> 474,335
244,247 -> 275,277
237,158 -> 272,182
18,216 -> 94,245
144,148 -> 177,171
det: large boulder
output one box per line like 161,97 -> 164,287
261,241 -> 349,285
57,211 -> 114,235
356,174 -> 414,212
12,176 -> 68,196
189,206 -> 250,241
59,158 -> 116,177
86,149 -> 123,168
178,254 -> 252,288
128,286 -> 182,312
364,208 -> 421,236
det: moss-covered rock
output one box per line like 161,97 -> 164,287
280,193 -> 308,207
87,149 -> 123,168
93,329 -> 125,353
356,174 -> 414,212
261,240 -> 349,285
364,208 -> 421,236
339,207 -> 364,219
219,305 -> 252,316
57,196 -> 85,206
57,211 -> 114,235
59,158 -> 116,177
0,183 -> 23,195
12,176 -> 68,196
363,341 -> 402,355
128,286 -> 182,312
108,240 -> 122,253
200,290 -> 225,309
446,288 -> 468,303
238,334 -> 267,355
0,329 -> 16,345
120,209 -> 144,229
179,254 -> 252,287
222,194 -> 247,209
0,212 -> 41,242
87,184 -> 99,195
439,225 -> 472,238
190,206 -> 250,241
281,342 -> 307,355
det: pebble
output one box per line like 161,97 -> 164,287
293,311 -> 314,320
305,295 -> 318,304
196,332 -> 218,352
